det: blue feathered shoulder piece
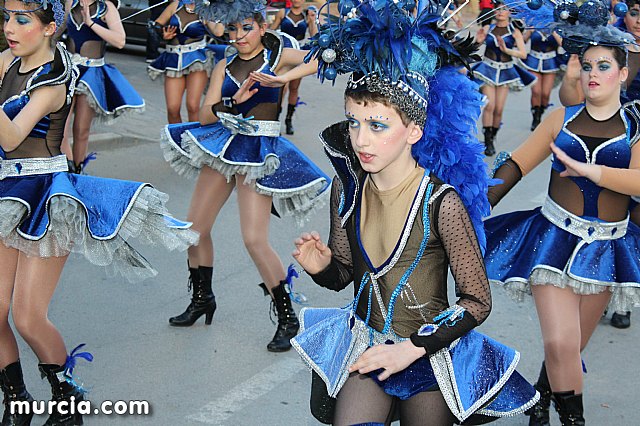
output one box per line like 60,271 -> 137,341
194,0 -> 266,25
415,68 -> 497,253
502,0 -> 634,53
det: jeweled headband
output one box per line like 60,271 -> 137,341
306,0 -> 477,126
1,0 -> 65,27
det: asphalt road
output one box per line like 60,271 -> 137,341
13,46 -> 639,425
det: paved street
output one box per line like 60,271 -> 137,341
14,47 -> 639,425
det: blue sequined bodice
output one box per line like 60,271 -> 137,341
485,25 -> 516,60
530,31 -> 558,52
66,0 -> 109,54
221,50 -> 280,116
168,7 -> 207,44
280,10 -> 307,41
553,104 -> 631,216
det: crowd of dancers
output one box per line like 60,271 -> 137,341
1,0 -> 640,425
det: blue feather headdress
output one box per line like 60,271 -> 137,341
195,0 -> 266,24
313,0 -> 494,251
503,0 -> 634,54
1,0 -> 65,27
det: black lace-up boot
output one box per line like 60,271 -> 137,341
483,126 -> 495,156
169,266 -> 216,326
260,280 -> 300,352
553,391 -> 585,426
0,360 -> 33,426
285,104 -> 296,135
531,106 -> 543,131
527,362 -> 551,426
38,364 -> 84,426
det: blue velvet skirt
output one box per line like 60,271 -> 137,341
472,59 -> 537,90
147,46 -> 213,80
76,63 -> 145,124
0,157 -> 197,282
292,308 -> 539,424
484,203 -> 640,312
161,121 -> 330,222
520,51 -> 561,73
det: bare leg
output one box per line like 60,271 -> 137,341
165,76 -> 187,124
71,95 -> 96,168
11,253 -> 69,365
541,73 -> 556,108
0,243 -> 20,368
333,373 -> 394,426
398,390 -> 455,426
481,85 -> 496,128
287,78 -> 301,105
492,85 -> 510,128
531,284 -> 583,392
530,71 -> 542,107
579,291 -> 612,351
186,166 -> 235,268
235,176 -> 285,290
185,71 -> 208,122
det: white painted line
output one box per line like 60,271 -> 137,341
187,357 -> 306,424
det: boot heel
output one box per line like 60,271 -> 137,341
205,310 -> 214,325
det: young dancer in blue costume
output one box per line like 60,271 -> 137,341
148,0 -> 218,124
283,1 -> 539,424
558,0 -> 640,331
521,27 -> 562,130
473,1 -> 536,156
0,0 -> 197,424
161,0 -> 330,353
485,1 -> 640,424
269,0 -> 317,134
62,0 -> 145,173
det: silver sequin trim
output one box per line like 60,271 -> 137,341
0,155 -> 68,180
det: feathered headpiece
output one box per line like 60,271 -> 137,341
195,0 -> 266,24
503,0 -> 634,54
1,0 -> 65,27
313,0 -> 495,251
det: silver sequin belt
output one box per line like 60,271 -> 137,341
165,40 -> 207,54
541,196 -> 628,243
216,113 -> 281,137
529,50 -> 557,60
483,57 -> 515,70
0,155 -> 69,180
71,54 -> 105,67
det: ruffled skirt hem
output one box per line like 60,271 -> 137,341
0,186 -> 198,282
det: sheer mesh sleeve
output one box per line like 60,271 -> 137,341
308,178 -> 354,291
410,189 -> 492,354
488,158 -> 523,207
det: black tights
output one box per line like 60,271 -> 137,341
333,373 -> 456,426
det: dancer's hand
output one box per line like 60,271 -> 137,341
162,25 -> 177,40
292,231 -> 332,274
550,142 -> 601,183
496,36 -> 507,52
232,76 -> 259,104
306,7 -> 317,23
81,1 -> 93,27
565,54 -> 581,83
249,71 -> 287,87
349,341 -> 427,381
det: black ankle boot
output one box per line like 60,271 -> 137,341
0,360 -> 33,426
39,364 -> 85,426
553,391 -> 585,426
483,126 -> 495,156
527,362 -> 551,426
531,106 -> 543,131
169,266 -> 216,327
610,311 -> 631,329
285,104 -> 296,135
260,280 -> 300,352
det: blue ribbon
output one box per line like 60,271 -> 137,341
295,97 -> 307,108
285,264 -> 308,305
81,152 -> 98,170
64,344 -> 94,377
